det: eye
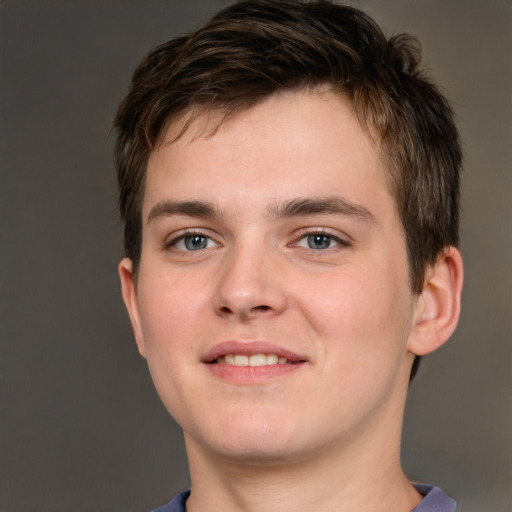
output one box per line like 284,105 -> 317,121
295,232 -> 348,250
172,234 -> 217,251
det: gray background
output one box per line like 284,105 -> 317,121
1,1 -> 510,511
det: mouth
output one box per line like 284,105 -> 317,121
213,353 -> 301,366
202,341 -> 307,381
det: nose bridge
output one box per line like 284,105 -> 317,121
213,231 -> 286,319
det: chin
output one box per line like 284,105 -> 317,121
186,413 -> 325,467
208,438 -> 305,466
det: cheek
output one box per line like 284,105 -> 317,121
137,267 -> 207,343
296,264 -> 413,366
136,276 -> 204,424
295,268 -> 414,426
134,271 -> 206,399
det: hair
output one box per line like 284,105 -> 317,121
114,0 -> 461,297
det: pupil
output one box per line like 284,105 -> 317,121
308,234 -> 330,249
185,235 -> 207,250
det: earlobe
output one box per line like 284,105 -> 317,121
118,258 -> 146,358
408,247 -> 464,356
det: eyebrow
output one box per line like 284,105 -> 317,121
147,200 -> 220,224
268,196 -> 376,223
146,196 -> 375,224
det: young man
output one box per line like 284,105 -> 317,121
114,1 -> 463,511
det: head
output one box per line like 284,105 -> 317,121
114,0 -> 461,296
114,0 -> 463,468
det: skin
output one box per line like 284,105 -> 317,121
120,90 -> 463,512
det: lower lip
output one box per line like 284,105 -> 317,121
206,362 -> 304,383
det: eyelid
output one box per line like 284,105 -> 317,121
290,227 -> 351,247
295,226 -> 353,244
163,228 -> 221,251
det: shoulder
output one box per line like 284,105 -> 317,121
151,490 -> 190,512
412,483 -> 457,512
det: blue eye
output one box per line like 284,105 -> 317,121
295,233 -> 347,250
174,234 -> 217,251
307,234 -> 335,249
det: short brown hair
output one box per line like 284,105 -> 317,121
114,0 -> 461,295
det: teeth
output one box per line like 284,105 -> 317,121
234,354 -> 249,366
249,354 -> 266,366
218,354 -> 289,366
267,354 -> 278,365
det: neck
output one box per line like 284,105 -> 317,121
186,447 -> 419,512
184,389 -> 421,512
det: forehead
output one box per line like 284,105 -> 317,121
144,90 -> 392,217
160,89 -> 381,149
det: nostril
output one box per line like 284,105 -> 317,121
252,305 -> 271,312
217,304 -> 271,317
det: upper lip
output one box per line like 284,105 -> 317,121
202,341 -> 307,363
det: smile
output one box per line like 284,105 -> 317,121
216,354 -> 291,366
203,342 -> 307,383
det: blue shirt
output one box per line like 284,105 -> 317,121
152,483 -> 457,511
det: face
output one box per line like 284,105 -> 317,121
120,91 -> 422,465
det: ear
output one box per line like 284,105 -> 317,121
118,258 -> 146,358
408,247 -> 464,356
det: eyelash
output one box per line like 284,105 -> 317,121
164,229 -> 219,252
291,229 -> 351,251
163,228 -> 351,254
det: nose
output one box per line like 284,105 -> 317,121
213,239 -> 288,321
